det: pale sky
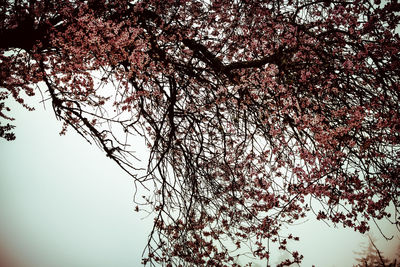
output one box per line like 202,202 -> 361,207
0,96 -> 399,267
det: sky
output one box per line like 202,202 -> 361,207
0,95 -> 399,267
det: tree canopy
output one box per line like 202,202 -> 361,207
1,0 -> 399,266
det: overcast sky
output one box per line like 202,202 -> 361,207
0,95 -> 399,267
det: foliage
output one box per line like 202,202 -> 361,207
1,0 -> 399,265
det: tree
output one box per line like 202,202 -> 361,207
1,0 -> 399,265
354,235 -> 399,267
